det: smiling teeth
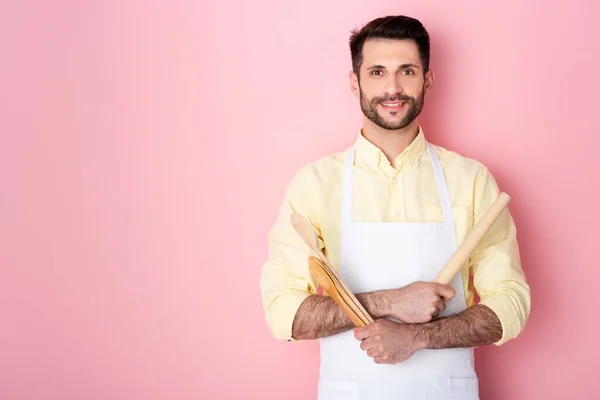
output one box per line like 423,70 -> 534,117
382,102 -> 403,106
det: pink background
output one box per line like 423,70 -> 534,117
1,0 -> 598,399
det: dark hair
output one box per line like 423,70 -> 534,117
349,15 -> 430,76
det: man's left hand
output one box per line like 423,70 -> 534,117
354,319 -> 425,364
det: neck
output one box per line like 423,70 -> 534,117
361,118 -> 420,167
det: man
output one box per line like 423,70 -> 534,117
260,15 -> 530,400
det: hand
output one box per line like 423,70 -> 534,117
382,281 -> 455,323
354,319 -> 424,364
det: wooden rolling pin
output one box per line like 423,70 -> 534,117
433,192 -> 511,285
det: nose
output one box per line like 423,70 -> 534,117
384,74 -> 403,98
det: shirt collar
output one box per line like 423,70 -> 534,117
353,126 -> 427,170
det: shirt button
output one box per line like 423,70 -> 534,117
396,210 -> 402,216
392,178 -> 398,184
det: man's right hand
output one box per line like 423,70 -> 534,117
378,282 -> 455,323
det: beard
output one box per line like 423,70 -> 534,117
359,84 -> 425,130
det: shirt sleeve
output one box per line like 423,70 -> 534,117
260,167 -> 321,341
470,165 -> 531,345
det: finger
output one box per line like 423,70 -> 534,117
360,338 -> 375,351
436,284 -> 455,300
367,345 -> 384,358
435,297 -> 446,312
374,354 -> 390,364
354,326 -> 371,341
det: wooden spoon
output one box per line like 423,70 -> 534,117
307,255 -> 370,326
308,256 -> 368,327
290,213 -> 374,323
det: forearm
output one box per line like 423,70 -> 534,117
291,292 -> 387,340
417,304 -> 502,349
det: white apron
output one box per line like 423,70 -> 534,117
317,142 -> 479,400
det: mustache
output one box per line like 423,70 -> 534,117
373,94 -> 414,103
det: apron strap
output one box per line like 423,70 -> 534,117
426,142 -> 457,235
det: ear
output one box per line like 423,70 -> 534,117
424,69 -> 434,96
349,71 -> 360,98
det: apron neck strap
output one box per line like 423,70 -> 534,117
427,142 -> 456,232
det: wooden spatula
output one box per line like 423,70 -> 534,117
307,255 -> 371,326
290,214 -> 374,324
308,256 -> 369,327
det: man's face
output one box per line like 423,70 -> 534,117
350,39 -> 433,131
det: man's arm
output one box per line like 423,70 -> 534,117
416,165 -> 526,349
292,282 -> 457,340
468,165 -> 530,345
354,304 -> 502,364
418,304 -> 502,348
291,292 -> 384,340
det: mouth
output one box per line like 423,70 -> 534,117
379,101 -> 407,112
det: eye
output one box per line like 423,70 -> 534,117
401,69 -> 415,76
370,70 -> 383,76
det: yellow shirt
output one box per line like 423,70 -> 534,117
260,127 -> 530,346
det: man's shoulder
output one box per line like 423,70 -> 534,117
430,142 -> 489,177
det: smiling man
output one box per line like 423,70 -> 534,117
260,15 -> 530,400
